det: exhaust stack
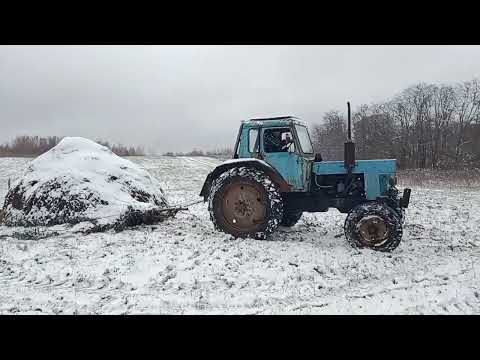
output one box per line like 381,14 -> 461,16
344,101 -> 355,171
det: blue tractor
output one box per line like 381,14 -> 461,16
200,103 -> 411,252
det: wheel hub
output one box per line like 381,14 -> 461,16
357,215 -> 389,245
222,182 -> 266,231
234,199 -> 253,217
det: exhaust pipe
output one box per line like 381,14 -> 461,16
344,101 -> 355,171
347,101 -> 352,141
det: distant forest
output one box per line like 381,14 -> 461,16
0,136 -> 145,157
163,148 -> 233,158
312,78 -> 480,169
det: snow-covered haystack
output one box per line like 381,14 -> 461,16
1,137 -> 172,231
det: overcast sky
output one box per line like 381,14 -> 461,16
1,45 -> 479,154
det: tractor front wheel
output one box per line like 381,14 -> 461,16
344,202 -> 402,252
208,167 -> 283,239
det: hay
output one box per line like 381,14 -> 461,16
2,137 -> 174,231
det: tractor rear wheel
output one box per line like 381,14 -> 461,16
344,202 -> 402,252
281,210 -> 303,227
208,167 -> 283,239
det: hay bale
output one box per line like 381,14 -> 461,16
2,137 -> 171,230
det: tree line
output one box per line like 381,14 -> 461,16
0,136 -> 145,157
96,140 -> 145,157
163,147 -> 233,158
312,78 -> 480,169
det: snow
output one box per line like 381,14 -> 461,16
2,137 -> 168,228
1,155 -> 480,314
219,158 -> 275,170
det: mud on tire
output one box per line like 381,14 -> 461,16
280,210 -> 302,227
344,202 -> 403,252
208,166 -> 283,240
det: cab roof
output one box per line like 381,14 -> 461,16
241,116 -> 307,127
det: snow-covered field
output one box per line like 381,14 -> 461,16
1,156 -> 479,314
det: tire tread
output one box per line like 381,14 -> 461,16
208,166 -> 283,239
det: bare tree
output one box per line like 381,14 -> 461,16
452,79 -> 480,166
312,110 -> 346,160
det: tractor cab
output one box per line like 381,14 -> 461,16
233,116 -> 316,191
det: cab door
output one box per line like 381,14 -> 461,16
260,127 -> 305,191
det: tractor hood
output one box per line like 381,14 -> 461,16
313,159 -> 396,175
313,159 -> 397,200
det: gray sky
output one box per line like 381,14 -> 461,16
1,45 -> 479,154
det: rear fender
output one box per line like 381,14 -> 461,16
199,158 -> 292,200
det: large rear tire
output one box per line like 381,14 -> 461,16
344,202 -> 402,252
208,167 -> 283,239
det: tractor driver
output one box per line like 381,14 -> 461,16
281,133 -> 294,152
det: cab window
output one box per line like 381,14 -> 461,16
248,128 -> 259,153
263,128 -> 295,153
295,125 -> 314,154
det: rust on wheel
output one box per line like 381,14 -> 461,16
357,215 -> 389,246
221,181 -> 267,233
